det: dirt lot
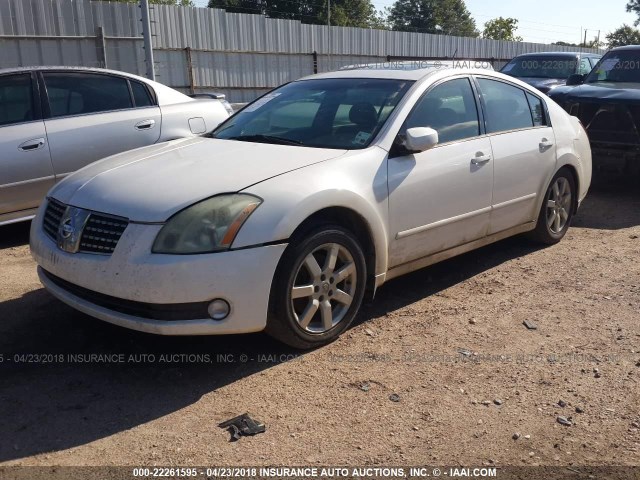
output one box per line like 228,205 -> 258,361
1,180 -> 639,469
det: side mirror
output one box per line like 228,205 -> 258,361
404,127 -> 439,152
566,74 -> 586,86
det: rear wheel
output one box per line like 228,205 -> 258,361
266,226 -> 367,349
528,168 -> 576,244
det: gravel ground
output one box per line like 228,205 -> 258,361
0,181 -> 639,468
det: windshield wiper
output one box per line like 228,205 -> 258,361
227,134 -> 304,146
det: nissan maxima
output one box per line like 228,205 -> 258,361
30,65 -> 592,349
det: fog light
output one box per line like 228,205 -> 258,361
208,299 -> 230,320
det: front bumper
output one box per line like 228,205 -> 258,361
30,213 -> 287,335
591,143 -> 640,171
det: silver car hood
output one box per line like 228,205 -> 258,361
50,137 -> 346,222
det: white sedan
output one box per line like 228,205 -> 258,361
30,65 -> 592,349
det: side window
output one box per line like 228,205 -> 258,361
131,80 -> 154,107
0,74 -> 34,127
477,78 -> 534,134
526,93 -> 547,127
578,58 -> 592,75
404,78 -> 480,144
43,73 -> 133,118
589,57 -> 599,68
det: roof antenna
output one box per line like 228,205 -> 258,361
451,48 -> 458,60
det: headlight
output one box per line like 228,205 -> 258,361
152,194 -> 261,254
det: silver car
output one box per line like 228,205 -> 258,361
0,67 -> 232,226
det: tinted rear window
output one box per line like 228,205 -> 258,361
131,81 -> 154,107
478,78 -> 534,133
44,72 -> 133,117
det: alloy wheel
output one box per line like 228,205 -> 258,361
546,177 -> 572,234
290,242 -> 358,334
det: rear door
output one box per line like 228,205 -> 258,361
475,77 -> 556,234
0,72 -> 55,218
40,71 -> 161,180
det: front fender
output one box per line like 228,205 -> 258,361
232,151 -> 390,276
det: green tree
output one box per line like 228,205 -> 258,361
606,24 -> 640,47
482,17 -> 522,42
325,0 -> 386,28
386,0 -> 478,37
552,41 -> 579,46
207,0 -> 383,28
627,0 -> 640,26
552,38 -> 602,48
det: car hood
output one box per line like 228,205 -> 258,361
549,82 -> 640,104
515,77 -> 566,93
50,137 -> 347,222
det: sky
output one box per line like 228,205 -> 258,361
192,0 -> 638,45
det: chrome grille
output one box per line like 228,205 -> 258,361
79,214 -> 129,254
42,199 -> 129,255
43,199 -> 65,241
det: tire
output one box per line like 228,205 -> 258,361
266,225 -> 367,349
528,168 -> 576,245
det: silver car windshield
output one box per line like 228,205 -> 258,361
211,78 -> 414,149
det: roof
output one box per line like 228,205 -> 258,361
303,60 -> 495,81
0,66 -> 151,82
610,45 -> 640,51
0,66 -> 198,106
511,51 -> 601,58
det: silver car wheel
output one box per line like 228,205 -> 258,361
290,242 -> 358,334
546,177 -> 572,234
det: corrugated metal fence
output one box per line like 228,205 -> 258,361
0,0 -> 602,102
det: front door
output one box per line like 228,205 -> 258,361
387,77 -> 494,267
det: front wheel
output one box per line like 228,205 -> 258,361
528,168 -> 576,244
266,226 -> 367,349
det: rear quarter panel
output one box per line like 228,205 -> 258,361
546,99 -> 592,204
158,99 -> 229,140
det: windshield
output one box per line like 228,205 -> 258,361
211,78 -> 413,149
586,50 -> 640,83
501,55 -> 578,79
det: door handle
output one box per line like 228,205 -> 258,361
135,119 -> 156,130
471,153 -> 491,165
539,138 -> 554,151
18,138 -> 46,152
